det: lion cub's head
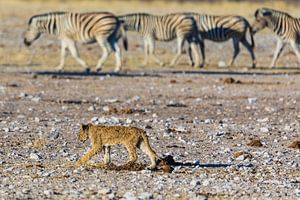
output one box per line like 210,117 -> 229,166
79,124 -> 90,142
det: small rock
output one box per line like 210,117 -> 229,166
99,188 -> 112,195
29,152 -> 42,161
123,191 -> 136,200
248,97 -> 257,104
103,106 -> 110,112
288,141 -> 300,149
247,139 -> 263,147
88,105 -> 95,111
105,98 -> 118,103
260,127 -> 269,133
138,192 -> 153,200
204,119 -> 213,124
190,179 -> 201,188
218,61 -> 227,68
49,128 -> 60,140
44,189 -> 54,197
3,128 -> 9,133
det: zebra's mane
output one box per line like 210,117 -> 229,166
261,8 -> 293,18
122,13 -> 151,17
28,12 -> 66,25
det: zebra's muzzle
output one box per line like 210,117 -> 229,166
24,39 -> 31,46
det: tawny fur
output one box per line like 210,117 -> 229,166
78,123 -> 160,169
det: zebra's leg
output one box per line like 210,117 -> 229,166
270,39 -> 285,68
66,38 -> 90,72
241,37 -> 256,68
56,40 -> 67,71
170,37 -> 184,67
190,42 -> 201,68
199,40 -> 205,68
290,41 -> 300,66
96,38 -> 111,72
109,38 -> 122,72
229,39 -> 240,67
187,45 -> 194,66
142,39 -> 149,67
148,38 -> 165,67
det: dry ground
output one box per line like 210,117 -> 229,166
0,0 -> 300,199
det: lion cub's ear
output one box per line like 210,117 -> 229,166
81,123 -> 90,133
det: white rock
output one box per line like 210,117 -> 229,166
91,117 -> 98,122
98,117 -> 107,124
44,189 -> 54,197
138,192 -> 153,200
103,106 -> 110,112
260,127 -> 269,133
202,179 -> 210,186
126,118 -> 133,124
31,97 -> 41,103
49,128 -> 60,140
123,191 -> 136,200
248,97 -> 257,104
3,128 -> 9,133
105,98 -> 118,103
204,119 -> 213,124
110,117 -> 120,124
99,188 -> 112,195
295,187 -> 300,196
218,61 -> 227,68
88,105 -> 95,111
190,179 -> 201,188
29,153 -> 42,161
175,126 -> 188,133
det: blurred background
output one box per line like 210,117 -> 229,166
1,0 -> 300,71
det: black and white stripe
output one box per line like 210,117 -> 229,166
24,12 -> 128,72
183,13 -> 256,68
119,13 -> 202,68
252,8 -> 300,67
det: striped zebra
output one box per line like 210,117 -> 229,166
252,8 -> 300,68
118,13 -> 202,68
183,13 -> 256,68
24,12 -> 128,72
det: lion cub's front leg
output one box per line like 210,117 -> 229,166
78,144 -> 102,165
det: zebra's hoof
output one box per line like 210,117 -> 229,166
84,68 -> 91,73
96,68 -> 102,72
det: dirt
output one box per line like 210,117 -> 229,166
0,0 -> 300,199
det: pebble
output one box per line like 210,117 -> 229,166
248,97 -> 257,104
98,188 -> 112,195
29,152 -> 42,161
49,128 -> 60,140
138,192 -> 153,200
260,127 -> 269,133
123,191 -> 136,200
88,105 -> 95,111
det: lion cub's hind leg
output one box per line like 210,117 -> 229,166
138,140 -> 159,170
103,146 -> 111,165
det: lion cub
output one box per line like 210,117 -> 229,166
78,123 -> 160,169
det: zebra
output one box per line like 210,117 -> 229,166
24,12 -> 128,72
252,8 -> 300,68
118,13 -> 202,68
182,13 -> 256,68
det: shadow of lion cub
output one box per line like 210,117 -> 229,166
78,123 -> 160,170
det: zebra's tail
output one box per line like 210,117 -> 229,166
249,25 -> 255,48
119,21 -> 128,51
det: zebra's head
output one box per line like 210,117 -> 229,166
252,8 -> 272,34
24,17 -> 42,46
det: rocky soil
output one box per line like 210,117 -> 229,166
0,71 -> 299,199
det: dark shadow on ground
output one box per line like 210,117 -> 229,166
15,68 -> 300,77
